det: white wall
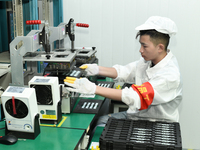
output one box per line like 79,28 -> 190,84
63,0 -> 200,149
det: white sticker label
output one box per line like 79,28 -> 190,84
7,87 -> 25,93
34,78 -> 50,83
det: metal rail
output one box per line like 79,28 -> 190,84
12,0 -> 24,37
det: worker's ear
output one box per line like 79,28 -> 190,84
157,43 -> 165,52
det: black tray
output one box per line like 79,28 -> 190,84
100,118 -> 182,150
73,99 -> 103,114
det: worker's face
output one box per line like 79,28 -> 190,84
139,35 -> 160,64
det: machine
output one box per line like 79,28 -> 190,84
9,18 -> 98,116
1,86 -> 40,139
28,76 -> 62,124
10,18 -> 97,86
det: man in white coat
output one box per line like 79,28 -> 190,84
65,16 -> 182,124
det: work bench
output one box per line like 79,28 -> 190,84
0,124 -> 85,150
0,76 -> 191,150
0,77 -> 112,150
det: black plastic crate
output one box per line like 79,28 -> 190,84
100,118 -> 182,150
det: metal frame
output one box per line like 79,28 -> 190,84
10,23 -> 76,86
12,0 -> 24,37
0,0 -> 63,52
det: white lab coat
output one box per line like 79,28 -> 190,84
113,50 -> 182,122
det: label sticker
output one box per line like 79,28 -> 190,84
42,115 -> 57,119
34,78 -> 50,83
7,87 -> 25,93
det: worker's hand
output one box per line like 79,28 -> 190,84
79,64 -> 99,76
64,77 -> 96,94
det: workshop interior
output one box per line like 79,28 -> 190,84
0,0 -> 197,150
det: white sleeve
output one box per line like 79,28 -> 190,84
149,71 -> 181,105
112,61 -> 139,83
122,87 -> 141,113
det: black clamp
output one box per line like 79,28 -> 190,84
39,26 -> 51,59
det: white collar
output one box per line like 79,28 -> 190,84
146,50 -> 173,78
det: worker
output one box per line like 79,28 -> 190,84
64,16 -> 182,124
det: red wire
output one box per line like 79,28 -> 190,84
44,73 -> 50,77
12,96 -> 17,115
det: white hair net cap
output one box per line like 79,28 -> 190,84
135,16 -> 178,37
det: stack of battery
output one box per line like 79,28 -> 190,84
96,81 -> 114,88
73,99 -> 103,114
100,118 -> 182,150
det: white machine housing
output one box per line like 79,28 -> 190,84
1,86 -> 40,139
28,76 -> 61,124
61,84 -> 78,114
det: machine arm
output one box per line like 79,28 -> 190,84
65,18 -> 89,52
26,20 -> 51,59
